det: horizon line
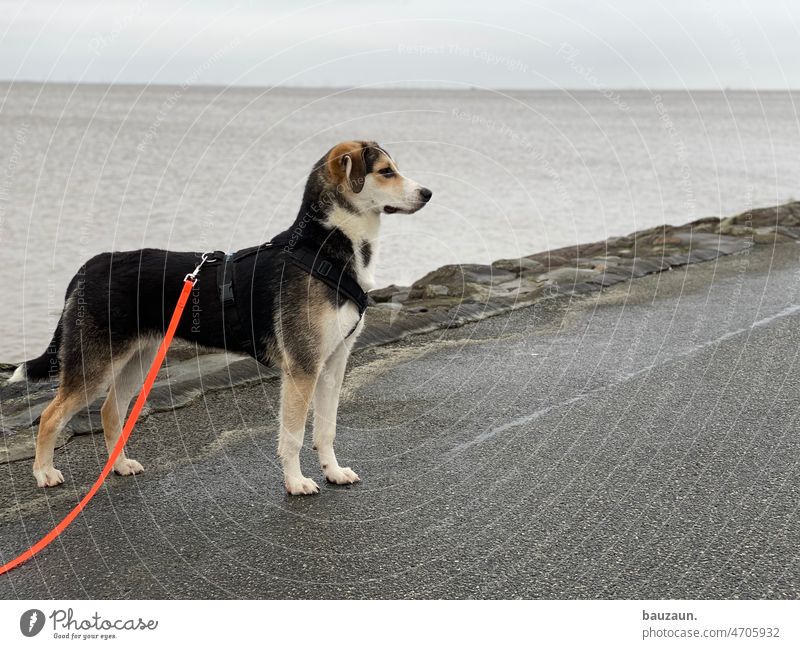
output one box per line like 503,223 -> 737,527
1,79 -> 799,93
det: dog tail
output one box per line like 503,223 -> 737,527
7,264 -> 85,385
7,315 -> 63,384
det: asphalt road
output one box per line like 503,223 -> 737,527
2,242 -> 800,599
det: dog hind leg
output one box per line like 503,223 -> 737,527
32,388 -> 89,487
100,341 -> 158,476
32,348 -> 119,488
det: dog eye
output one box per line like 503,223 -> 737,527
378,167 -> 395,178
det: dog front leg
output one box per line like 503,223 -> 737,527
278,367 -> 320,495
313,341 -> 360,485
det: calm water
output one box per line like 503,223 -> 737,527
1,83 -> 799,361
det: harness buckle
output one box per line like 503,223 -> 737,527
185,252 -> 212,285
317,260 -> 332,277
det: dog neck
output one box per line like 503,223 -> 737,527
322,204 -> 380,291
289,198 -> 380,292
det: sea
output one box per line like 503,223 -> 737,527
1,82 -> 799,361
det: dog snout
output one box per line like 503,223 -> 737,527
418,187 -> 433,203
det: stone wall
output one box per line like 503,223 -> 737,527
2,202 -> 798,463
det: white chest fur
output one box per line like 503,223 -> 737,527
324,205 -> 380,292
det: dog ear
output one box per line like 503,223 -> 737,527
327,141 -> 366,193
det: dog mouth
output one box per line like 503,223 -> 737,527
383,204 -> 422,214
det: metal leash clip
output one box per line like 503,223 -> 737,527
185,252 -> 212,285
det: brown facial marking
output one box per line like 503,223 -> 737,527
327,141 -> 367,193
372,152 -> 403,185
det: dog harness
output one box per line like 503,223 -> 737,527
208,237 -> 369,360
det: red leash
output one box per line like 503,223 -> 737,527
1,273 -> 199,576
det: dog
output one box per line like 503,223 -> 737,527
9,141 -> 432,495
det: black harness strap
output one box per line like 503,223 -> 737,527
213,239 -> 369,356
284,247 -> 369,316
217,252 -> 255,357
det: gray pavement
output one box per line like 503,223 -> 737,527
1,241 -> 800,599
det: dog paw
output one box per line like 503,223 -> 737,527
285,476 -> 320,496
33,466 -> 65,488
114,458 -> 144,476
324,465 -> 360,485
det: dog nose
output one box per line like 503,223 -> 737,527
419,187 -> 433,203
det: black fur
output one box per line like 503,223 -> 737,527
20,143 -> 375,384
360,241 -> 372,267
23,315 -> 62,381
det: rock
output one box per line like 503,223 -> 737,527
775,226 -> 800,240
373,301 -> 403,312
589,256 -> 623,272
575,257 -> 603,268
166,340 -> 206,363
732,203 -> 800,228
691,222 -> 719,233
715,238 -> 753,254
414,263 -> 515,287
719,216 -> 755,237
491,258 -> 545,274
575,242 -> 613,258
668,231 -> 718,248
370,284 -> 410,303
538,267 -> 599,284
624,257 -> 670,277
753,227 -> 795,245
587,271 -> 629,287
663,253 -> 690,267
569,282 -> 600,294
506,284 -> 545,300
690,216 -> 721,226
524,252 -> 571,269
689,217 -> 721,233
606,236 -> 633,248
652,235 -> 683,246
652,245 -> 679,255
460,283 -> 492,301
630,224 -> 673,240
686,249 -> 721,263
493,278 -> 523,293
718,216 -> 734,234
408,264 -> 515,300
598,265 -> 633,278
420,284 -> 450,298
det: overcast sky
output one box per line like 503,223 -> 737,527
1,0 -> 799,89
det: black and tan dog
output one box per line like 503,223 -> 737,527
9,141 -> 432,495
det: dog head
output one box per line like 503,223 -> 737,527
324,141 -> 432,215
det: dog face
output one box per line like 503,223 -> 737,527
326,141 -> 432,214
